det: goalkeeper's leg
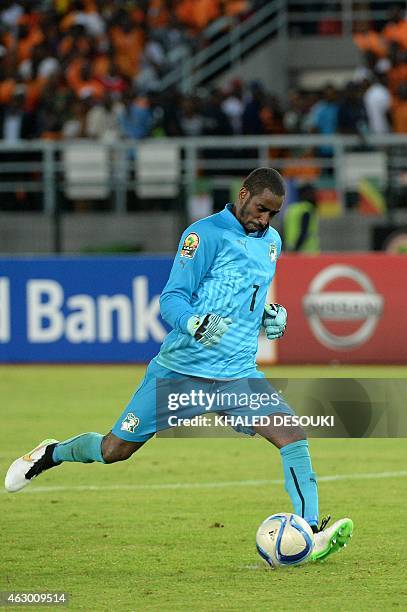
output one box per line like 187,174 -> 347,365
253,419 -> 353,561
4,433 -> 146,492
253,418 -> 319,531
4,359 -> 166,493
53,431 -> 146,464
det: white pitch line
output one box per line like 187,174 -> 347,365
2,470 -> 407,495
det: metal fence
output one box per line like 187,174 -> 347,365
0,134 -> 405,215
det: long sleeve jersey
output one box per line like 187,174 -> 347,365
156,203 -> 282,378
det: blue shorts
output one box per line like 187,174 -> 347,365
112,358 -> 294,442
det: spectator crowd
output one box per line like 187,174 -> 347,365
0,0 -> 405,144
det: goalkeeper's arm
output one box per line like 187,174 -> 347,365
160,226 -> 222,335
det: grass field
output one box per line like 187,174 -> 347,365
1,365 -> 406,611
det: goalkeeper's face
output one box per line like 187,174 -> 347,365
236,187 -> 283,233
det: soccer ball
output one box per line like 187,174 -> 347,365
256,512 -> 314,568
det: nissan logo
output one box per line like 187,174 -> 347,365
303,265 -> 384,350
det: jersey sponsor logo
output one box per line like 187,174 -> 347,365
120,412 -> 140,433
180,232 -> 200,259
303,264 -> 384,350
269,243 -> 278,262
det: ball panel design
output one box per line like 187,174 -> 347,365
255,512 -> 314,568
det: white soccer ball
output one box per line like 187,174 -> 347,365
256,512 -> 314,568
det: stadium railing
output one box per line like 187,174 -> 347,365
160,0 -> 286,93
160,0 -> 401,93
0,134 -> 405,215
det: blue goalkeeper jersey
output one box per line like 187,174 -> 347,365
156,203 -> 282,378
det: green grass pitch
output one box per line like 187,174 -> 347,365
1,365 -> 406,611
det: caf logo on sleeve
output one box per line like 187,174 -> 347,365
180,233 -> 200,258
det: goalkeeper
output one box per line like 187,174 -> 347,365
5,167 -> 352,562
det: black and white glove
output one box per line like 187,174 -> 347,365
187,314 -> 232,348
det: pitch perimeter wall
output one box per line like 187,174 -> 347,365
0,254 -> 405,364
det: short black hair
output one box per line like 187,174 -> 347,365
243,167 -> 285,198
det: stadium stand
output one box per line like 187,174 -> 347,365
0,0 -> 405,246
0,0 -> 405,142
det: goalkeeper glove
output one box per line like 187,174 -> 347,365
262,303 -> 287,340
187,313 -> 232,348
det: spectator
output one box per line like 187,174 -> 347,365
0,1 -> 23,34
62,98 -> 89,139
38,72 -> 73,131
363,73 -> 392,133
118,91 -> 153,140
392,83 -> 407,133
194,0 -> 221,29
95,59 -> 128,95
146,0 -> 170,30
0,82 -> 39,210
0,88 -> 36,141
179,96 -> 204,136
221,79 -> 244,135
38,102 -> 63,140
158,89 -> 183,136
143,36 -> 166,70
388,49 -> 407,95
308,84 -> 338,158
283,184 -> 320,253
283,89 -> 308,133
260,95 -> 285,134
85,93 -> 121,142
17,21 -> 44,65
110,18 -> 144,79
223,1 -> 250,17
242,82 -> 265,134
337,82 -> 368,135
382,6 -> 407,59
135,37 -> 166,93
0,0 -> 403,144
202,89 -> 232,136
308,84 -> 338,137
353,21 -> 388,62
72,61 -> 105,100
176,0 -> 221,30
60,1 -> 105,37
158,15 -> 196,61
18,42 -> 60,81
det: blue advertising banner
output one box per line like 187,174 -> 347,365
0,256 -> 173,363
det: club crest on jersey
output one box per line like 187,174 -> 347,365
269,243 -> 278,262
180,232 -> 200,258
120,412 -> 140,433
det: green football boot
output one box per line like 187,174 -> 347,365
311,516 -> 354,562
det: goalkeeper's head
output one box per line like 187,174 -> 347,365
234,167 -> 285,234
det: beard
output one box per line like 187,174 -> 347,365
246,220 -> 267,232
233,201 -> 268,233
240,203 -> 267,232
